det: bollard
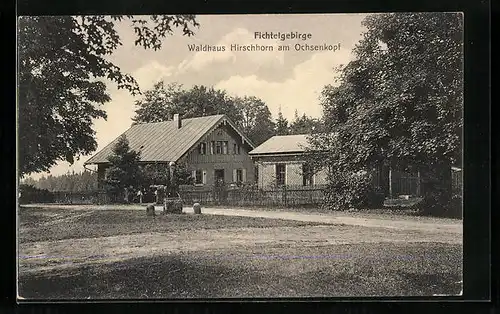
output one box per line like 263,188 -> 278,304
193,202 -> 202,214
146,204 -> 156,216
164,198 -> 183,214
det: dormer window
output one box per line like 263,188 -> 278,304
198,142 -> 207,155
215,141 -> 222,154
210,141 -> 215,154
233,143 -> 241,154
222,141 -> 228,154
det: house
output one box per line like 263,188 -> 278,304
249,134 -> 328,189
249,134 -> 461,200
84,114 -> 256,188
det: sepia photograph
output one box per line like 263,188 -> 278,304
17,13 -> 463,299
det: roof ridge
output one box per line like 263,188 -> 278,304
133,114 -> 226,125
274,134 -> 310,137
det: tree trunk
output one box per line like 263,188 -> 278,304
388,167 -> 393,199
420,160 -> 452,215
124,187 -> 129,203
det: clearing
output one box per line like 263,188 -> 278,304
18,205 -> 463,299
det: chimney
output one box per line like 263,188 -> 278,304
173,114 -> 182,128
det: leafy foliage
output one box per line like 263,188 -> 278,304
133,83 -> 242,124
275,108 -> 289,136
289,110 -> 324,135
18,15 -> 199,176
140,163 -> 193,189
104,135 -> 142,196
322,171 -> 385,210
19,184 -> 54,204
132,82 -> 276,146
234,96 -> 275,146
310,13 -> 463,212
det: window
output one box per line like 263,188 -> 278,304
222,141 -> 228,154
233,143 -> 241,154
302,164 -> 314,186
195,170 -> 203,185
236,169 -> 243,183
276,164 -> 286,186
216,141 -> 222,154
233,168 -> 246,185
198,142 -> 207,155
254,165 -> 259,183
210,141 -> 215,154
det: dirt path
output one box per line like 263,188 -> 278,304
37,210 -> 96,227
19,221 -> 461,275
186,207 -> 463,234
23,204 -> 463,234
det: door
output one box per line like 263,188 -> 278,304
214,169 -> 225,185
214,169 -> 226,204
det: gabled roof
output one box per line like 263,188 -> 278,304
85,114 -> 254,165
249,134 -> 310,156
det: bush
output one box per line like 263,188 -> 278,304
19,184 -> 54,204
448,194 -> 463,218
414,191 -> 462,219
322,171 -> 384,210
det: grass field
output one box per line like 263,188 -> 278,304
18,206 -> 462,299
18,207 -> 326,243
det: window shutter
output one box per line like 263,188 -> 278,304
202,170 -> 207,184
233,169 -> 237,183
242,169 -> 247,182
274,164 -> 277,185
192,170 -> 196,184
284,164 -> 287,185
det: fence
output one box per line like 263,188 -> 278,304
19,185 -> 54,204
391,174 -> 421,197
451,168 -> 462,195
390,168 -> 463,198
31,186 -> 326,208
22,169 -> 462,207
179,185 -> 326,208
51,190 -> 159,204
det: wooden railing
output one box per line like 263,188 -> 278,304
179,185 -> 326,207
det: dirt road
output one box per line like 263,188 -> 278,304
185,207 -> 462,234
23,204 -> 463,234
19,205 -> 462,275
19,224 -> 461,275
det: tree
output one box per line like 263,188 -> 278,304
22,170 -> 98,192
21,177 -> 37,186
311,13 -> 463,214
133,83 -> 242,125
140,163 -> 193,192
234,96 -> 275,146
289,110 -> 324,135
132,81 -> 183,123
133,82 -> 278,146
275,107 -> 289,136
18,15 -> 199,177
104,135 -> 142,201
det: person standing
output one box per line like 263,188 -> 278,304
137,189 -> 143,204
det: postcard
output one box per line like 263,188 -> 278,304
17,13 -> 463,299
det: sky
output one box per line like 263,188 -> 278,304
28,13 -> 368,179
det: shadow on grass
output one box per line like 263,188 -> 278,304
19,243 -> 463,299
19,209 -> 328,244
19,254 -> 261,299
